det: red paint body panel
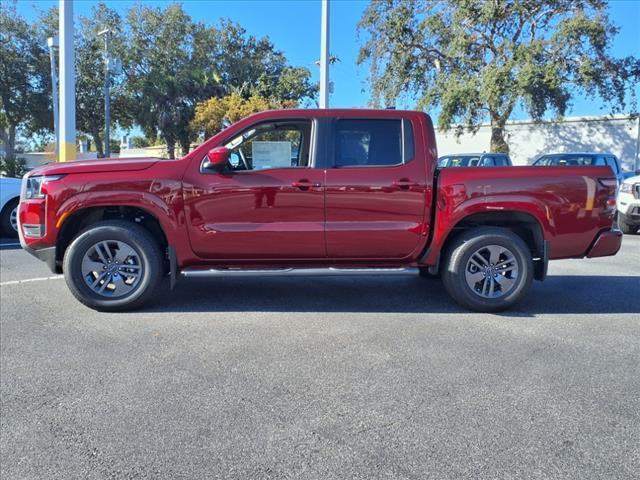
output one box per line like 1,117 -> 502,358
18,108 -> 621,274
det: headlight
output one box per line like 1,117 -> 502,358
25,175 -> 63,199
619,183 -> 633,194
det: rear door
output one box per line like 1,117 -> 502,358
323,116 -> 428,259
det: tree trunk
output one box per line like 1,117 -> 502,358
1,125 -> 17,161
490,122 -> 509,154
165,135 -> 176,160
91,130 -> 104,158
179,134 -> 190,156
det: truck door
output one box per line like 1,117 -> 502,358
182,118 -> 326,260
323,117 -> 428,259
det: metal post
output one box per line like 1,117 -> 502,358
58,0 -> 75,162
99,29 -> 111,158
319,0 -> 330,108
47,36 -> 59,162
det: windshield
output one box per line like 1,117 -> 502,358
438,155 -> 481,167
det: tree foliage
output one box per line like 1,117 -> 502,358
2,2 -> 316,161
358,0 -> 640,152
0,1 -> 52,161
191,93 -> 296,139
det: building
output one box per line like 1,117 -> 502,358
436,114 -> 640,170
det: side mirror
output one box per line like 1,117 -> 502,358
204,146 -> 230,171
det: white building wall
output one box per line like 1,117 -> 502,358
436,114 -> 640,170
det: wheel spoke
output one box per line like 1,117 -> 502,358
111,274 -> 134,294
495,274 -> 516,291
472,252 -> 488,267
487,245 -> 502,265
465,270 -> 484,284
82,257 -> 104,276
113,241 -> 136,264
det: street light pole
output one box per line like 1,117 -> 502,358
98,29 -> 111,158
58,0 -> 75,162
47,36 -> 59,162
319,0 -> 330,108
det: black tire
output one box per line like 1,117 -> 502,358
418,267 -> 440,279
618,213 -> 638,235
0,198 -> 19,238
441,227 -> 533,312
63,220 -> 164,311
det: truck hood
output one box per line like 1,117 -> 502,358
28,157 -> 160,176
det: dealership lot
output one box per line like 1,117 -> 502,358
1,236 -> 638,479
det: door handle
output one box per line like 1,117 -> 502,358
292,179 -> 321,190
392,178 -> 418,190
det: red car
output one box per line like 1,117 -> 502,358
18,109 -> 621,312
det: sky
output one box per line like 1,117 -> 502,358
14,0 -> 640,122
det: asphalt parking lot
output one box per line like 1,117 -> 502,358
1,236 -> 639,479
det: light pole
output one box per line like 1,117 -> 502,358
47,36 -> 59,161
319,0 -> 330,108
58,0 -> 75,162
98,29 -> 111,158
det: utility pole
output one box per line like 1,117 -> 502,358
47,36 -> 59,162
58,0 -> 75,162
98,29 -> 111,158
319,0 -> 330,108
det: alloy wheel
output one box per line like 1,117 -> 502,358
464,244 -> 519,299
81,240 -> 143,298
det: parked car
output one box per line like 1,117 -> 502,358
18,109 -> 621,313
0,176 -> 21,238
438,153 -> 512,167
532,152 -> 628,186
617,175 -> 640,234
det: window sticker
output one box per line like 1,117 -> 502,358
252,141 -> 292,170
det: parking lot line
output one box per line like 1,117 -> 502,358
0,275 -> 64,286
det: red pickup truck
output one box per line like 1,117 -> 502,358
18,109 -> 621,312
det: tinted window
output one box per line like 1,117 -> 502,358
335,119 -> 403,167
494,156 -> 509,166
481,157 -> 496,166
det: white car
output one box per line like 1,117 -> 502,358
0,176 -> 21,238
617,175 -> 640,235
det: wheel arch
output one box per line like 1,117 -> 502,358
55,205 -> 169,273
423,210 -> 548,280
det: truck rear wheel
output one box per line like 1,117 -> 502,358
442,227 -> 533,312
63,220 -> 164,311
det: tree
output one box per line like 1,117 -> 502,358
0,2 -> 52,162
191,93 -> 293,139
358,0 -> 640,153
38,4 -> 133,158
124,4 -> 223,159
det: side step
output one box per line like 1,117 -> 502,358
181,267 -> 418,278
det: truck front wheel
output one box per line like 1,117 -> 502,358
63,220 -> 164,311
442,227 -> 533,312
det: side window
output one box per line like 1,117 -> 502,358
494,156 -> 509,166
222,120 -> 312,171
594,156 -> 606,166
334,119 -> 405,167
481,156 -> 496,166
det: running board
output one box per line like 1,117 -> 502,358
181,267 -> 418,278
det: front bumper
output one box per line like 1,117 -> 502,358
586,229 -> 623,258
